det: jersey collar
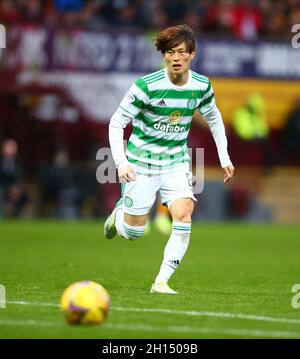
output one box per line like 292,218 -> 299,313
164,68 -> 192,89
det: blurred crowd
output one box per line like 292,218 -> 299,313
0,0 -> 300,40
1,94 -> 300,219
1,0 -> 300,220
0,139 -> 89,219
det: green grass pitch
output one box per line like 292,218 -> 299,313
0,220 -> 300,338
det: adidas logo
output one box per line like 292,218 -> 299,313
157,99 -> 166,107
169,259 -> 180,267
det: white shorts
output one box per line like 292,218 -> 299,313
122,169 -> 197,216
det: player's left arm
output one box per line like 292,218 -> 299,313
198,81 -> 235,184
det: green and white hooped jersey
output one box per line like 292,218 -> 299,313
116,68 -> 216,174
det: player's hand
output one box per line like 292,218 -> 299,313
118,163 -> 136,183
223,165 -> 235,184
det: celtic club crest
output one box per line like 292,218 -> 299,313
187,98 -> 197,110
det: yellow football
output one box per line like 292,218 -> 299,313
60,281 -> 110,325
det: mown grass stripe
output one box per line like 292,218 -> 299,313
7,300 -> 300,325
1,318 -> 300,338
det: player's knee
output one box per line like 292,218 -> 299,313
173,212 -> 192,223
170,199 -> 194,223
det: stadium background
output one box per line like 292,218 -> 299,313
0,0 -> 300,223
0,0 -> 300,340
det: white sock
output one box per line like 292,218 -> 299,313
155,222 -> 191,284
115,209 -> 145,240
115,208 -> 126,237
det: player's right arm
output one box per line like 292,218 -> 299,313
109,78 -> 149,182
